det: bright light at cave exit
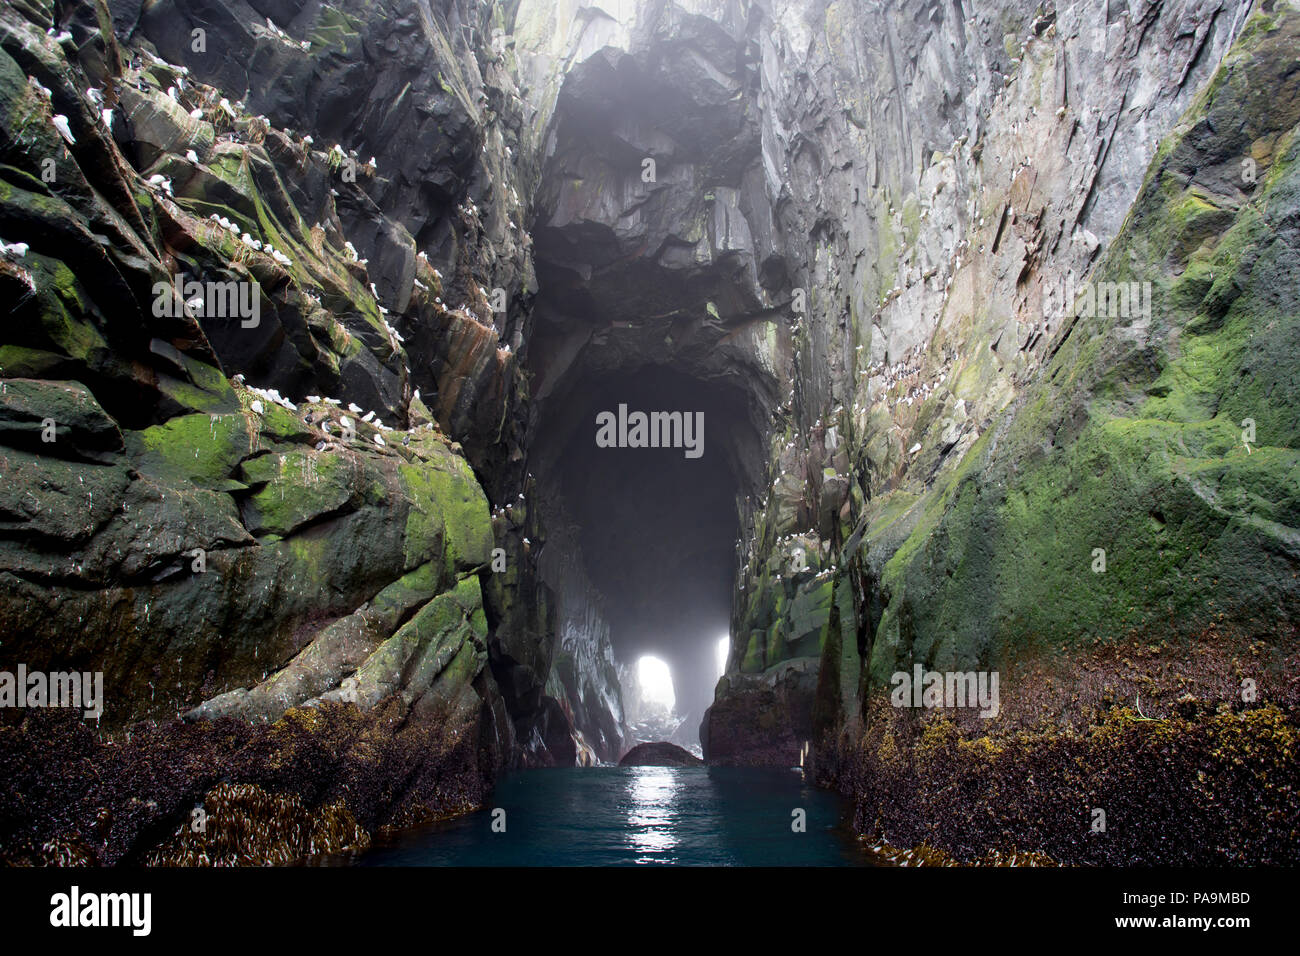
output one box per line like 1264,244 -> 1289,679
636,655 -> 676,711
716,636 -> 729,680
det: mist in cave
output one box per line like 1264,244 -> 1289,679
533,364 -> 761,747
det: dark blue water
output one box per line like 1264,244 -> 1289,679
359,766 -> 873,866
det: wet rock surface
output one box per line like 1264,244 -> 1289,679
0,0 -> 555,863
618,741 -> 704,767
702,659 -> 817,766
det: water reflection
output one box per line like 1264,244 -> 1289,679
623,768 -> 681,862
356,766 -> 872,866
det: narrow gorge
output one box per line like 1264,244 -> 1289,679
1,0 -> 1298,868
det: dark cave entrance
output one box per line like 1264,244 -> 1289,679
518,10 -> 780,754
531,363 -> 763,745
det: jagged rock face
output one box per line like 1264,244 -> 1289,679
122,0 -> 538,478
507,0 -> 1285,765
524,0 -> 781,410
516,1 -> 781,736
701,658 -> 816,765
530,520 -> 628,763
691,0 -> 1293,766
860,6 -> 1300,684
750,0 -> 1256,477
0,0 -> 564,863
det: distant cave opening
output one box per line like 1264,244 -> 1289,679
515,6 -> 779,759
530,359 -> 766,751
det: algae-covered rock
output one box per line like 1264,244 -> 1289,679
0,0 -> 539,865
342,574 -> 488,710
398,450 -> 494,573
0,378 -> 123,459
866,11 -> 1300,686
239,448 -> 363,537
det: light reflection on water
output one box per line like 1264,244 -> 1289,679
624,768 -> 679,860
358,766 -> 872,867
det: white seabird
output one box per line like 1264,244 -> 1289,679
50,114 -> 76,145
